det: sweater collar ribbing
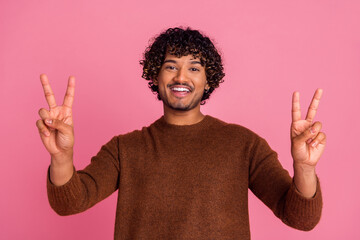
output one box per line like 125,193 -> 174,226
153,115 -> 214,134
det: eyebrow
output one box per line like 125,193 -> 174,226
190,60 -> 202,65
163,59 -> 202,65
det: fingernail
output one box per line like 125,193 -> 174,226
43,131 -> 50,137
312,142 -> 317,148
306,138 -> 313,144
310,127 -> 316,134
46,119 -> 53,124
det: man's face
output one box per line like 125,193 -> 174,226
155,53 -> 208,111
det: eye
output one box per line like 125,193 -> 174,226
165,65 -> 176,70
190,68 -> 200,72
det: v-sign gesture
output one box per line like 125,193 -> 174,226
291,89 -> 326,167
36,74 -> 75,164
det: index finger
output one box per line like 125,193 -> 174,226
62,76 -> 75,108
40,74 -> 57,109
292,91 -> 301,122
305,88 -> 323,122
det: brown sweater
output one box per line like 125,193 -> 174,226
47,115 -> 322,239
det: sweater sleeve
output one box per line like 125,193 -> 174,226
248,136 -> 322,231
47,136 -> 120,216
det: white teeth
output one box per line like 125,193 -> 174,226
172,87 -> 190,92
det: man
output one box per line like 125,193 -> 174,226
36,27 -> 326,239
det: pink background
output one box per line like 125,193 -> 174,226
1,0 -> 359,239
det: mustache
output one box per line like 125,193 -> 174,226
167,83 -> 194,91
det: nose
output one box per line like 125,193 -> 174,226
173,66 -> 188,83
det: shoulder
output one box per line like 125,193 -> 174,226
112,119 -> 159,145
205,116 -> 275,159
207,115 -> 263,143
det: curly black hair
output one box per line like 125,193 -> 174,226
140,27 -> 225,104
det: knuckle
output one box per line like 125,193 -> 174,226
36,119 -> 45,129
65,92 -> 74,98
44,92 -> 54,97
308,105 -> 318,111
38,108 -> 48,118
312,122 -> 322,131
316,121 -> 322,127
313,132 -> 326,142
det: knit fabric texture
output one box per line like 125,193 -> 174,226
47,115 -> 322,239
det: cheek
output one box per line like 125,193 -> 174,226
157,78 -> 166,90
157,80 -> 167,96
197,76 -> 208,89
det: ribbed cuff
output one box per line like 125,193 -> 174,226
46,165 -> 84,215
286,176 -> 322,217
282,176 -> 323,231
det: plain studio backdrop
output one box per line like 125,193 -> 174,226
0,0 -> 359,239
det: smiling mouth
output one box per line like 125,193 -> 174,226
170,87 -> 191,92
169,84 -> 193,92
168,85 -> 193,98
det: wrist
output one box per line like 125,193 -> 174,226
49,159 -> 74,186
293,163 -> 317,198
293,162 -> 316,175
49,151 -> 74,186
50,150 -> 73,167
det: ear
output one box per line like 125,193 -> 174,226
205,82 -> 210,91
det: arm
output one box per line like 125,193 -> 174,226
46,136 -> 120,216
249,89 -> 326,231
249,136 -> 323,231
37,74 -> 120,215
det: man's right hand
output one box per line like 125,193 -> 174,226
36,74 -> 75,185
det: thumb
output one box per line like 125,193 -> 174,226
44,119 -> 73,134
293,121 -> 322,145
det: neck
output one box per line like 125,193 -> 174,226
163,104 -> 205,125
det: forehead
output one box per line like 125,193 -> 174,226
163,53 -> 202,65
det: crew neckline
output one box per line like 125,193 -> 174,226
153,115 -> 214,133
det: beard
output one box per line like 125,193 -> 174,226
163,98 -> 200,111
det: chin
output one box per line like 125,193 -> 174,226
170,105 -> 193,111
165,100 -> 199,111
